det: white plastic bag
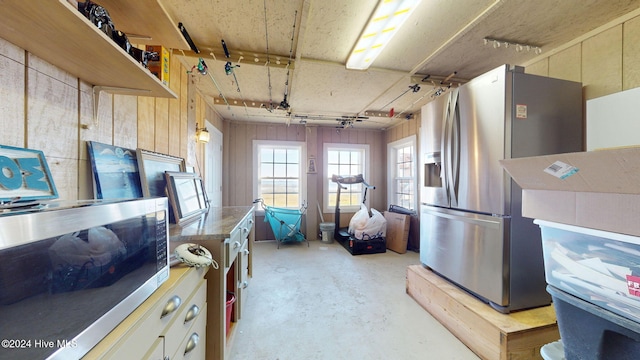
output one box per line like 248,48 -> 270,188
354,208 -> 387,240
348,203 -> 369,234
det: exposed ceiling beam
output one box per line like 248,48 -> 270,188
173,47 -> 295,69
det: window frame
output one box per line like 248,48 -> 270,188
323,143 -> 370,213
387,135 -> 418,211
253,140 -> 306,213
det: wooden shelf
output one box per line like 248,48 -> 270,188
0,0 -> 181,98
99,0 -> 189,49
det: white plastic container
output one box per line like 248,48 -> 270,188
535,219 -> 640,324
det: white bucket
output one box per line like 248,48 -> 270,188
319,222 -> 335,243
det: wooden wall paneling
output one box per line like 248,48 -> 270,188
180,66 -> 189,161
0,43 -> 25,148
113,95 -> 138,150
582,25 -> 623,100
27,64 -> 79,201
167,51 -> 182,157
137,97 -> 155,151
168,97 -> 181,157
26,62 -> 77,159
154,97 -> 169,154
549,44 -> 582,82
525,59 -> 549,77
623,16 -> 640,90
305,126 -> 319,240
222,120 -> 231,206
237,122 -> 250,205
185,76 -> 197,167
266,123 -> 277,139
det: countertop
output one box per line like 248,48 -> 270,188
169,206 -> 254,242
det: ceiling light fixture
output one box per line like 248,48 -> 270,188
346,0 -> 422,70
484,37 -> 542,55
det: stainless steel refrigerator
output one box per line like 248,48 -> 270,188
419,64 -> 583,312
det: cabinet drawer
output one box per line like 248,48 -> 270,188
103,268 -> 203,360
171,303 -> 207,360
164,279 -> 207,358
225,227 -> 242,268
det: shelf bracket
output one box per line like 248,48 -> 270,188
91,86 -> 152,126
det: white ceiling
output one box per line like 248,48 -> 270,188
160,0 -> 640,129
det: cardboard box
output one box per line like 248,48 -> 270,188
383,211 -> 410,253
500,147 -> 640,236
145,45 -> 170,86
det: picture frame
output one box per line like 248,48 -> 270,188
87,141 -> 143,200
0,144 -> 58,202
164,171 -> 209,224
136,149 -> 186,198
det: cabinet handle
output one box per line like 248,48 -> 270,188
161,295 -> 182,318
248,218 -> 254,225
184,332 -> 199,355
243,249 -> 250,255
242,227 -> 249,234
184,304 -> 200,324
233,241 -> 241,249
242,280 -> 249,289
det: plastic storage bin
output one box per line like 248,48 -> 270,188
226,292 -> 236,335
547,285 -> 640,360
535,219 -> 640,324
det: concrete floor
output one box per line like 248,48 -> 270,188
229,240 -> 481,360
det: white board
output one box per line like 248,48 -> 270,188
586,87 -> 640,151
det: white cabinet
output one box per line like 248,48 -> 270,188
83,266 -> 208,359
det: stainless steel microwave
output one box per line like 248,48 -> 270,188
0,197 -> 169,360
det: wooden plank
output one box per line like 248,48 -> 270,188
0,1 -> 175,98
406,265 -> 559,360
99,0 -> 189,50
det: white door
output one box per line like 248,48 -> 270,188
205,122 -> 223,207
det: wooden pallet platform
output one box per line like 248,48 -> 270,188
406,265 -> 559,360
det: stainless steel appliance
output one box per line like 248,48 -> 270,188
0,198 -> 169,359
419,64 -> 583,312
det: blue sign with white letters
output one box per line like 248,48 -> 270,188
0,145 -> 58,202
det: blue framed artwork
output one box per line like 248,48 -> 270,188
0,144 -> 58,203
87,141 -> 143,199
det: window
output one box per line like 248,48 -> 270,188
254,141 -> 305,209
324,143 -> 369,212
387,135 -> 417,211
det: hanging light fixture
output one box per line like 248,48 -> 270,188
346,0 -> 422,70
196,124 -> 210,143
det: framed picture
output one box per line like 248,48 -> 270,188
136,149 -> 185,198
87,141 -> 143,199
164,171 -> 209,224
0,144 -> 58,202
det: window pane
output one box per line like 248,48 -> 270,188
261,148 -> 273,162
274,163 -> 286,176
328,164 -> 339,176
287,149 -> 300,162
261,163 -> 273,177
287,163 -> 299,176
273,149 -> 287,162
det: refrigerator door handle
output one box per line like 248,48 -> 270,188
450,88 -> 460,206
443,90 -> 458,206
440,92 -> 451,198
424,207 -> 502,229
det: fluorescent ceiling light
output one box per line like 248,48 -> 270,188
346,0 -> 422,70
